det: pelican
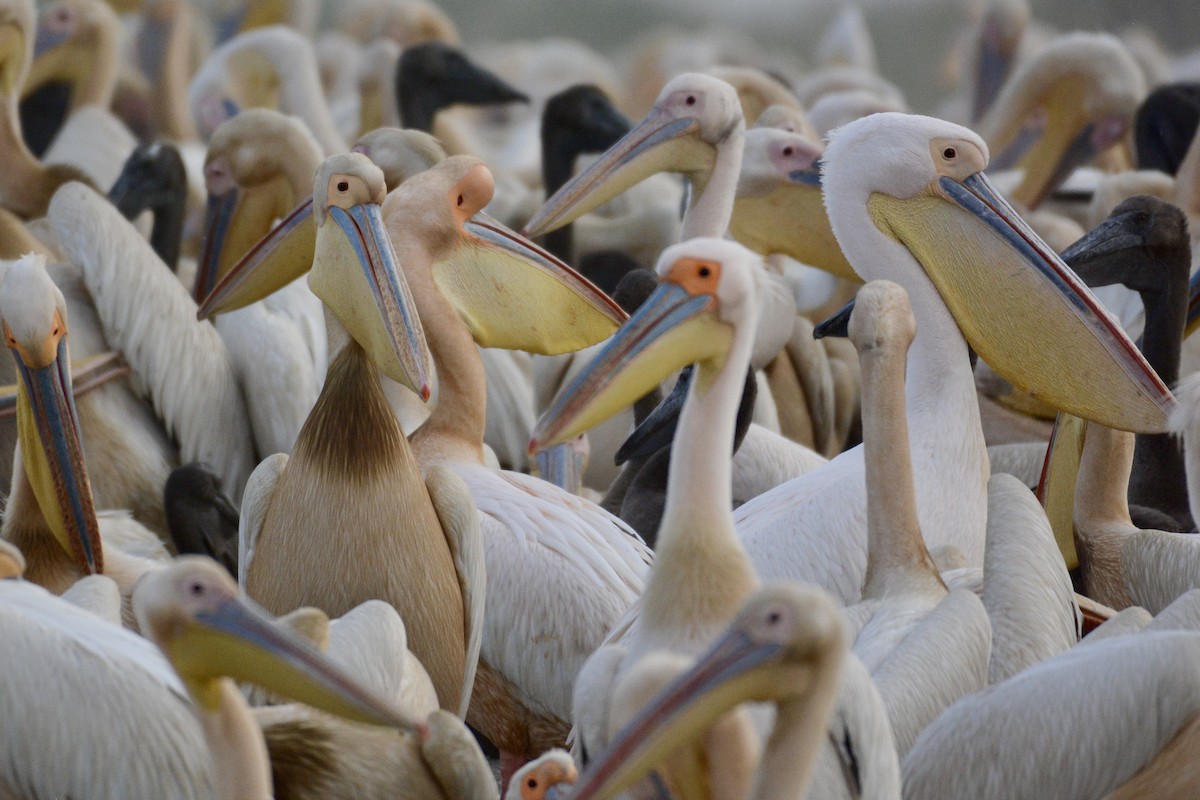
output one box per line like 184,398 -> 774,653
131,0 -> 200,142
108,142 -> 189,274
190,26 -> 347,154
1062,195 -> 1192,529
204,150 -> 644,777
20,0 -> 135,190
0,252 -> 171,596
903,629 -> 1200,799
980,32 -> 1145,209
1072,419 -> 1200,613
723,112 -> 1172,606
0,0 -> 97,220
136,561 -> 501,800
1,545 -> 214,798
374,155 -> 645,777
564,584 -> 905,800
838,280 -> 990,758
531,238 -> 769,763
524,71 -> 744,241
194,109 -> 328,457
47,181 -> 258,504
219,153 -> 484,722
164,462 -> 240,578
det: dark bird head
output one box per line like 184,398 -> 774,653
541,84 -> 631,165
1061,195 -> 1189,297
1134,82 -> 1200,176
164,462 -> 240,578
395,42 -> 528,132
108,142 -> 188,219
615,364 -> 758,465
107,142 -> 189,271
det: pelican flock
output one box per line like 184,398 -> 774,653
4,0 -> 1200,797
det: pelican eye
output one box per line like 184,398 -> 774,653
698,266 -> 711,278
527,778 -> 538,788
783,146 -> 794,157
190,581 -> 205,596
457,194 -> 464,207
685,95 -> 696,106
942,147 -> 957,160
336,181 -> 349,192
767,610 -> 782,625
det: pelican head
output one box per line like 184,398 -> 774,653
135,557 -> 427,735
523,72 -> 742,238
0,252 -> 101,573
309,152 -> 432,398
822,112 -> 1173,433
196,109 -> 323,303
567,583 -> 847,800
383,154 -> 626,355
352,126 -> 446,190
729,126 -> 859,281
508,749 -> 579,800
24,0 -> 120,100
530,237 -> 759,452
981,32 -> 1144,208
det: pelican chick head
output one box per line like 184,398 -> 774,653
848,279 -> 917,356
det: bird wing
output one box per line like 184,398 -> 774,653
983,473 -> 1080,685
43,106 -> 136,192
449,462 -> 650,719
0,579 -> 187,697
871,588 -> 991,759
215,303 -> 319,458
239,453 -> 288,591
425,464 -> 486,719
1122,531 -> 1200,616
48,182 -> 257,503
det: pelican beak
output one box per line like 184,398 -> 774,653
869,169 -> 1173,432
437,212 -> 626,354
535,439 -> 584,492
729,165 -> 860,282
568,628 -> 791,800
996,94 -> 1128,209
530,277 -> 730,453
195,173 -> 308,308
310,201 -> 432,398
10,330 -> 102,574
971,20 -> 1018,123
195,197 -> 315,317
1185,271 -> 1200,339
0,23 -> 25,96
31,21 -> 69,60
523,108 -> 710,238
1036,411 -> 1086,570
1059,211 -> 1144,271
167,591 -> 427,735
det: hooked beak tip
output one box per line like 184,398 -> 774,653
420,383 -> 431,402
527,437 -> 539,455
